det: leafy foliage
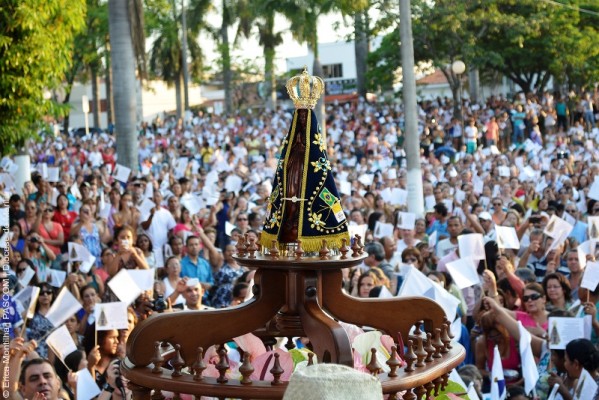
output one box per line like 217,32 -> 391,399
0,0 -> 85,154
368,0 -> 599,94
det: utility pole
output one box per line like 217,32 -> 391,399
399,0 -> 424,216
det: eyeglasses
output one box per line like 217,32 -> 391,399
522,293 -> 542,302
40,290 -> 53,296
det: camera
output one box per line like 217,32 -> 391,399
557,151 -> 569,160
30,237 -> 39,243
151,294 -> 167,313
529,216 -> 541,224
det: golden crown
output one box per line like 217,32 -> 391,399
286,67 -> 325,109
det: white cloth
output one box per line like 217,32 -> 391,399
144,208 -> 176,268
163,277 -> 185,305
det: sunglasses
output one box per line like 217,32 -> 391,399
522,293 -> 542,302
45,208 -> 54,212
40,290 -> 53,296
237,218 -> 247,221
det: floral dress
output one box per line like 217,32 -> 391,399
28,312 -> 54,358
209,263 -> 244,308
80,224 -> 102,265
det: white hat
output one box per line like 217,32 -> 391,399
283,364 -> 382,400
478,211 -> 492,221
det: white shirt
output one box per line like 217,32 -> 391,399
144,208 -> 176,267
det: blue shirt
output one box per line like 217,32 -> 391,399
180,255 -> 214,285
426,219 -> 448,239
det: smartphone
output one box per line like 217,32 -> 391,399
121,239 -> 130,249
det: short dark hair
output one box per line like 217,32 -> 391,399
19,358 -> 54,385
365,242 -> 385,262
434,203 -> 448,217
186,235 -> 200,246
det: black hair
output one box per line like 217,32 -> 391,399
434,203 -> 448,217
565,339 -> 599,372
232,282 -> 249,298
19,358 -> 54,385
365,242 -> 385,262
367,211 -> 383,232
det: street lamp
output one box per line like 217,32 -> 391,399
451,60 -> 466,147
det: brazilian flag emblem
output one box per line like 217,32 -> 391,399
319,188 -> 338,208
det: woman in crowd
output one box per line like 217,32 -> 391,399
18,200 -> 39,237
173,206 -> 202,240
77,285 -> 100,334
414,218 -> 428,242
52,194 -> 78,243
32,203 -> 64,259
111,191 -> 140,233
71,204 -> 110,265
402,248 -> 430,275
136,233 -> 157,269
9,222 -> 25,253
542,272 -> 574,311
106,225 -> 149,277
84,327 -> 120,387
356,270 -> 381,298
163,256 -> 185,306
209,244 -> 246,308
474,309 -> 522,387
548,339 -> 599,399
28,283 -> 55,358
23,232 -> 55,282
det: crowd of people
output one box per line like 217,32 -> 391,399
2,86 -> 599,400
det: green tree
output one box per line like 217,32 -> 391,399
63,0 -> 109,133
147,0 -> 210,119
0,0 -> 85,153
288,0 -> 368,132
233,0 -> 303,110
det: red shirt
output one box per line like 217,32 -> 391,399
53,211 -> 78,240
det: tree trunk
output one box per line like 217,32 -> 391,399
63,90 -> 72,134
175,69 -> 183,120
109,0 -> 139,171
264,45 -> 276,111
91,65 -> 101,128
263,12 -> 277,111
312,28 -> 326,140
400,0 -> 424,216
354,11 -> 368,99
221,9 -> 232,115
105,45 -> 114,127
468,68 -> 480,104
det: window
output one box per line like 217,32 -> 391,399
322,64 -> 343,79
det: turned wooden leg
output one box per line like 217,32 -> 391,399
126,270 -> 288,366
321,270 -> 446,342
298,272 -> 353,367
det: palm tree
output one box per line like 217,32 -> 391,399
288,0 -> 368,135
147,0 -> 206,119
108,0 -> 145,171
